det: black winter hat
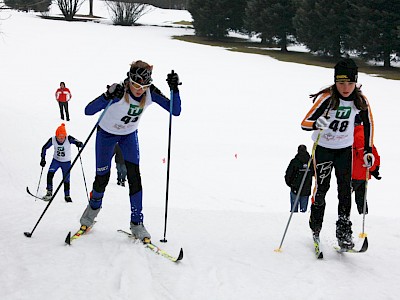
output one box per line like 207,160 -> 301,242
298,144 -> 307,153
334,58 -> 358,83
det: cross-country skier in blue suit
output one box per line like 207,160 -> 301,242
79,60 -> 181,241
40,123 -> 83,202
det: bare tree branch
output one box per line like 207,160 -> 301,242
57,0 -> 85,21
105,0 -> 150,26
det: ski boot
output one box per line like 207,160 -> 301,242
336,216 -> 354,249
312,228 -> 320,240
130,222 -> 151,242
42,190 -> 52,201
65,196 -> 72,203
80,204 -> 101,227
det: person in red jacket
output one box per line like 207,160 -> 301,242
352,114 -> 381,214
55,82 -> 72,121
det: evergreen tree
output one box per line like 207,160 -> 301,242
293,0 -> 355,59
245,0 -> 296,50
189,0 -> 229,38
188,0 -> 247,38
350,0 -> 400,67
227,0 -> 247,32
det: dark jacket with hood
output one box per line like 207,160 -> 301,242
285,146 -> 314,196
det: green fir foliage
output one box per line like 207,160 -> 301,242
245,0 -> 296,51
292,0 -> 355,59
350,0 -> 400,67
188,0 -> 246,38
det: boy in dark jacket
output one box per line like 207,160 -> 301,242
285,145 -> 314,212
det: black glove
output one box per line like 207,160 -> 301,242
104,83 -> 125,100
166,71 -> 180,92
370,166 -> 382,180
76,141 -> 83,148
40,157 -> 46,167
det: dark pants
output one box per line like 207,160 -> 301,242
290,191 -> 309,212
47,159 -> 71,196
89,127 -> 144,223
309,145 -> 352,232
352,180 -> 368,214
58,101 -> 70,121
116,162 -> 127,182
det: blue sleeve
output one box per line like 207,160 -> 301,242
151,89 -> 181,116
68,135 -> 81,145
41,138 -> 52,158
85,94 -> 119,115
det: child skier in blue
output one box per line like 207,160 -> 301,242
40,123 -> 83,202
79,60 -> 182,241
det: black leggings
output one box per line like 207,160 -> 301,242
309,145 -> 352,231
58,102 -> 70,120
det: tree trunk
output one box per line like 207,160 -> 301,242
280,34 -> 288,52
89,0 -> 93,17
383,51 -> 391,67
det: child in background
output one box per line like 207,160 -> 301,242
40,123 -> 83,202
285,145 -> 314,213
55,82 -> 72,121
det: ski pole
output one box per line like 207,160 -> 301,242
78,150 -> 90,202
35,167 -> 44,199
24,99 -> 113,238
359,168 -> 369,238
160,88 -> 174,243
275,131 -> 322,252
160,70 -> 180,243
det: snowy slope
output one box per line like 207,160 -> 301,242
0,2 -> 400,299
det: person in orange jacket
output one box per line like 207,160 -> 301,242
352,114 -> 381,214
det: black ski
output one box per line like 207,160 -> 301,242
313,235 -> 323,259
335,237 -> 368,253
26,186 -> 46,201
118,229 -> 183,262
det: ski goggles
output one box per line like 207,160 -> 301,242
129,78 -> 151,90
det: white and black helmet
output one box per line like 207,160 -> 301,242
128,67 -> 152,85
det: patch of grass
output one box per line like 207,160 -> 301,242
173,35 -> 400,80
173,20 -> 192,26
39,14 -> 103,22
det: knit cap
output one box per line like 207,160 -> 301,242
56,123 -> 67,138
298,144 -> 307,153
334,58 -> 358,82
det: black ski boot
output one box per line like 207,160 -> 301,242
42,189 -> 52,201
336,216 -> 354,249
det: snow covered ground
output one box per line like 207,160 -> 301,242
1,1 -> 400,299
